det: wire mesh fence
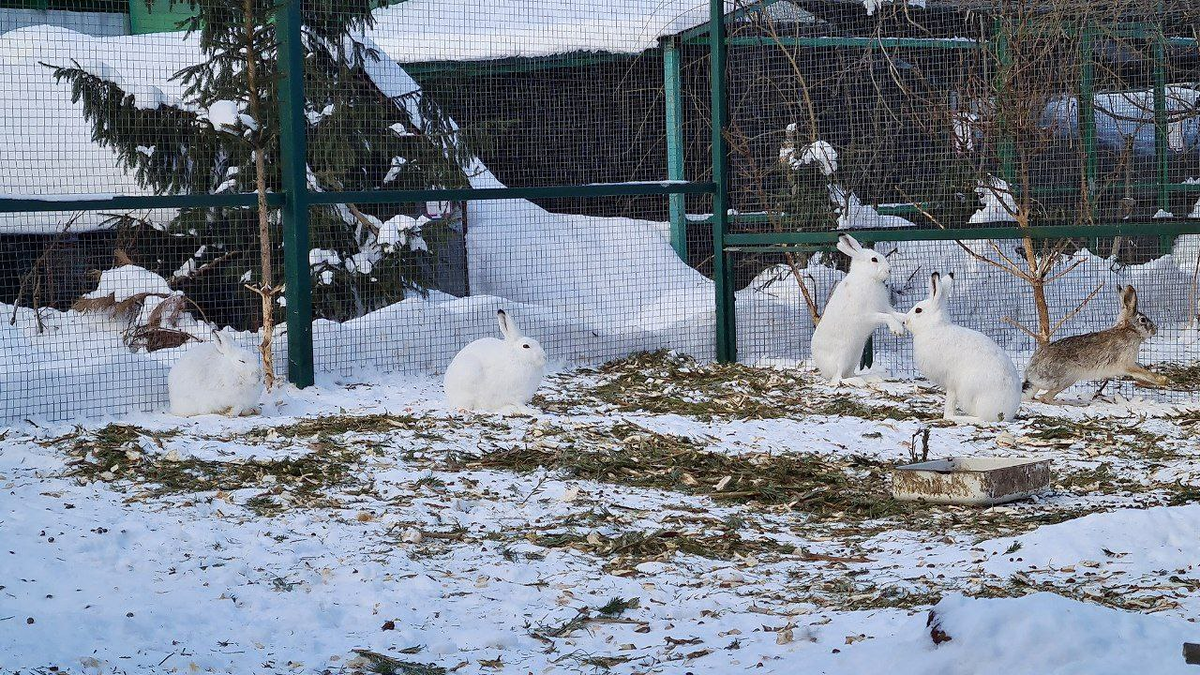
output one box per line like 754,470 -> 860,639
722,0 -> 1200,401
0,0 -> 1198,422
0,0 -> 720,421
308,196 -> 714,377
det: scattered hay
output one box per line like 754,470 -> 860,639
538,351 -> 935,421
1156,362 -> 1200,391
351,649 -> 446,675
532,527 -> 793,569
464,421 -> 908,519
242,413 -> 433,441
1020,414 -> 1171,459
840,588 -> 945,611
61,423 -> 362,509
532,596 -> 642,641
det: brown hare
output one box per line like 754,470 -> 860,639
1022,285 -> 1169,404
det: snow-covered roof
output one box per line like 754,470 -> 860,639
367,0 -> 729,63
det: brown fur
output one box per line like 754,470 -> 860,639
1022,285 -> 1168,403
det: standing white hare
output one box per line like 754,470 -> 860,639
444,310 -> 547,414
169,330 -> 264,417
905,273 -> 1021,423
810,234 -> 906,383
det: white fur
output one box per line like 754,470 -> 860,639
169,330 -> 264,417
810,234 -> 906,382
905,273 -> 1021,423
444,310 -> 547,414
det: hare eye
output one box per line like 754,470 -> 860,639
522,344 -> 530,349
872,257 -> 879,263
915,308 -> 923,314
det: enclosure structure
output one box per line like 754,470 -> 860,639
0,0 -> 1198,422
697,0 -> 1200,386
0,0 -> 728,421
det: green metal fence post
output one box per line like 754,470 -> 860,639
1078,22 -> 1097,217
664,36 -> 688,261
710,0 -> 736,363
1153,18 -> 1170,214
276,0 -> 314,388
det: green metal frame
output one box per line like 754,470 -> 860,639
304,182 -> 715,206
695,36 -> 980,49
0,192 -> 282,213
2,0 -> 124,10
723,221 -> 1200,251
663,36 -> 688,260
276,0 -> 314,388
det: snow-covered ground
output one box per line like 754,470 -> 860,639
3,355 -> 1200,674
1,19 -> 1199,670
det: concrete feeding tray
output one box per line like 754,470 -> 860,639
892,457 -> 1051,506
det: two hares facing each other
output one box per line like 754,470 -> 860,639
810,234 -> 906,382
169,330 -> 264,417
905,273 -> 1022,423
1023,285 -> 1167,403
444,310 -> 547,414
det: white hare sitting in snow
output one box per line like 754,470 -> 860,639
444,310 -> 547,415
810,234 -> 906,383
169,330 -> 264,417
904,273 -> 1021,423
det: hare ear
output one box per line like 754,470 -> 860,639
1120,285 -> 1138,315
836,234 -> 861,257
928,272 -> 940,299
938,273 -> 955,303
211,330 -> 230,354
496,309 -> 522,341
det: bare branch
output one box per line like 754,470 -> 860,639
1002,316 -> 1042,342
1044,255 -> 1087,284
1050,282 -> 1105,336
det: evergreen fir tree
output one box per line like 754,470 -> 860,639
48,0 -> 477,335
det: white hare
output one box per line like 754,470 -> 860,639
905,273 -> 1021,423
444,310 -> 547,414
169,330 -> 264,417
810,234 -> 906,383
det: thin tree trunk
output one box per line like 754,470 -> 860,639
1030,279 -> 1051,345
244,0 -> 276,389
1019,225 -> 1052,345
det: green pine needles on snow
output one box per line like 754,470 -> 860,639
49,0 -> 481,325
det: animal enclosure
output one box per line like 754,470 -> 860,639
1,0 -> 1199,421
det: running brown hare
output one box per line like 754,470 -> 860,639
1022,285 -> 1170,404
